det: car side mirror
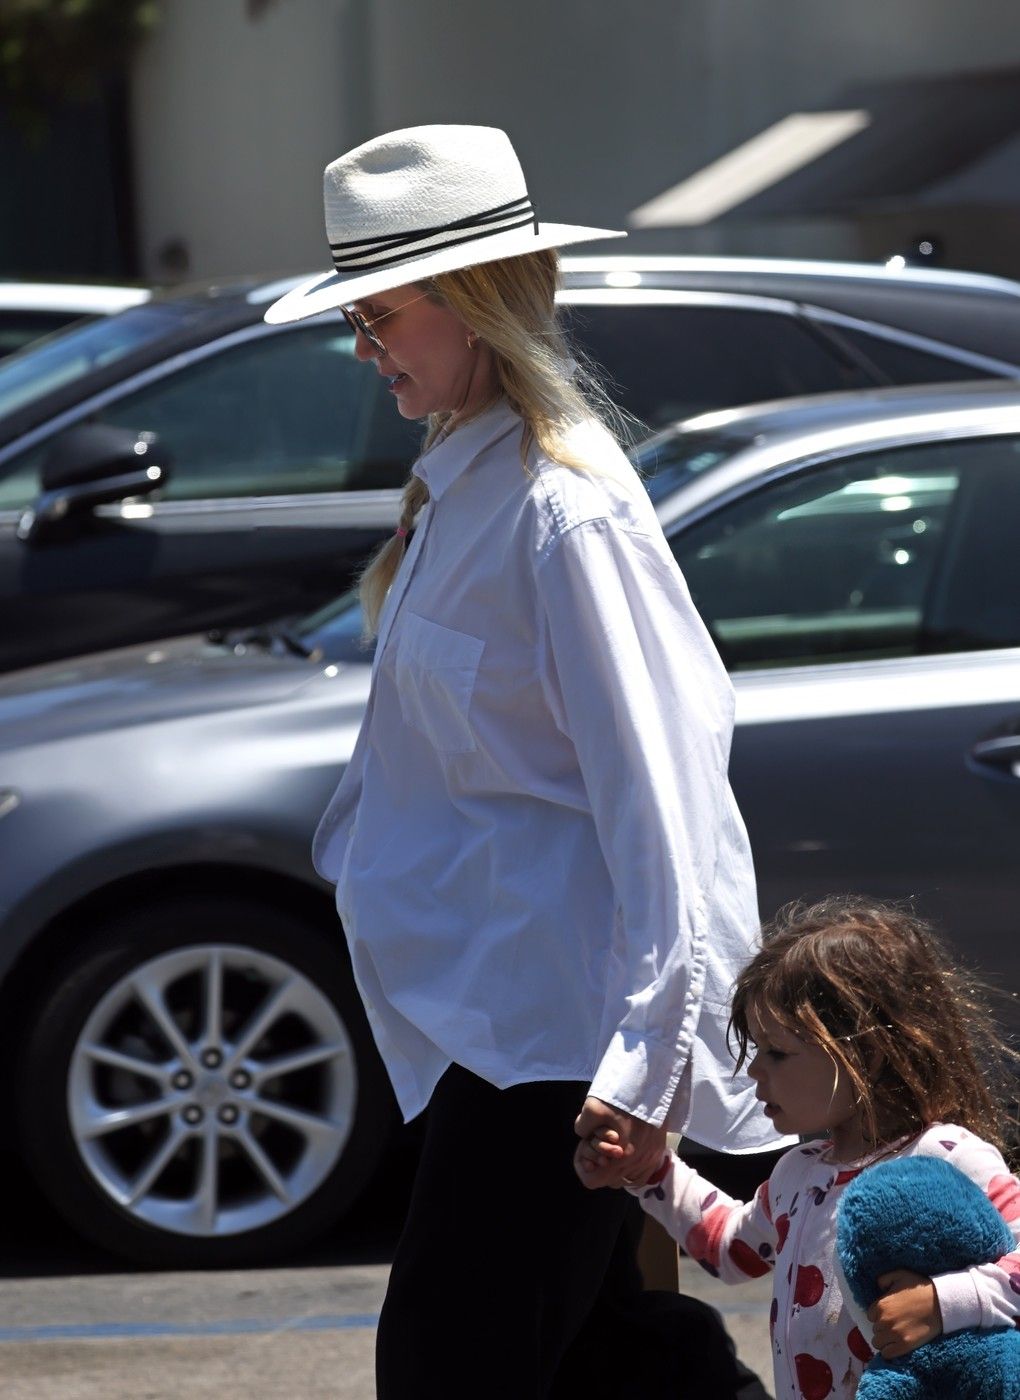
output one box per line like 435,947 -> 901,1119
17,424 -> 171,545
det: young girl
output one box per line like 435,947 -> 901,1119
579,897 -> 1020,1399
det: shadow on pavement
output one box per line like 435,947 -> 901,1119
0,1136 -> 417,1279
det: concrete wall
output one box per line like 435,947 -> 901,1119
130,0 -> 1020,280
367,0 -> 1020,266
131,0 -> 373,279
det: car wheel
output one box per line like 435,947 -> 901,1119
18,896 -> 397,1267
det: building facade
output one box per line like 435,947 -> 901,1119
6,0 -> 1020,281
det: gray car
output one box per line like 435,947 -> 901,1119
0,281 -> 151,358
2,380 -> 1018,1268
2,254 -> 1020,673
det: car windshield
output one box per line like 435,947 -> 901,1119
295,589 -> 374,664
631,427 -> 752,503
0,302 -> 193,419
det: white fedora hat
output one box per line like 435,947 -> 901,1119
264,124 -> 625,325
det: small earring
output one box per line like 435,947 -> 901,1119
467,333 -> 478,348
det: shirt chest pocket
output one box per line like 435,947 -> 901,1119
395,611 -> 485,755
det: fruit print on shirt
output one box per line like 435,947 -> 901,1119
729,1235 -> 771,1278
846,1327 -> 872,1363
683,1195 -> 730,1275
793,1264 -> 825,1309
794,1352 -> 834,1399
989,1175 -> 1020,1224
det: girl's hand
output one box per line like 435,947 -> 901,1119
573,1097 -> 668,1190
867,1270 -> 943,1358
574,1128 -> 626,1188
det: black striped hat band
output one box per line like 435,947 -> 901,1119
329,195 -> 539,274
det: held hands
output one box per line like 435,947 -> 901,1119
867,1270 -> 943,1359
573,1096 -> 667,1190
575,1126 -> 627,1188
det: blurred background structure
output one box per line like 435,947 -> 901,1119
3,0 -> 1020,283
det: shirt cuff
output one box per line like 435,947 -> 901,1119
933,1268 -> 983,1334
588,1028 -> 691,1128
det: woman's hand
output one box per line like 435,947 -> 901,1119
867,1270 -> 943,1358
573,1097 -> 667,1190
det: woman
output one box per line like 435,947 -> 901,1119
266,124 -> 783,1399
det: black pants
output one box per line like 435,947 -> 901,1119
375,1065 -> 751,1400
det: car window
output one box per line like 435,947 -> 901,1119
562,303 -> 871,432
0,439 -> 45,509
0,302 -> 191,419
296,588 -> 374,663
93,324 -> 421,500
826,324 -> 1003,385
630,428 -> 754,503
0,310 -> 87,358
921,437 -> 1020,652
670,444 -> 965,670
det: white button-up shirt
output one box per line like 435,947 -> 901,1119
314,399 -> 780,1151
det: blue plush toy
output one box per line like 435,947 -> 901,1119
836,1155 -> 1020,1398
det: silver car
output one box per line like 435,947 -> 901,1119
2,380 -> 1018,1267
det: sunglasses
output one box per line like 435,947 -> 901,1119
340,291 -> 429,356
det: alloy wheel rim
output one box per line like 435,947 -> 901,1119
67,944 -> 356,1238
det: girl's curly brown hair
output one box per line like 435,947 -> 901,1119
730,896 -> 1018,1156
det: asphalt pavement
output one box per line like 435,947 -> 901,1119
0,1151 -> 774,1399
0,1264 -> 383,1399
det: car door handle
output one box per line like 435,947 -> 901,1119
970,736 -> 1020,775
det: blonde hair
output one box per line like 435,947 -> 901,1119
358,248 -> 627,633
729,897 -> 1018,1157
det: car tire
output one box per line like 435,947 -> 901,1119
17,895 -> 397,1268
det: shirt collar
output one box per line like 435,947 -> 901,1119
413,398 -> 521,500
